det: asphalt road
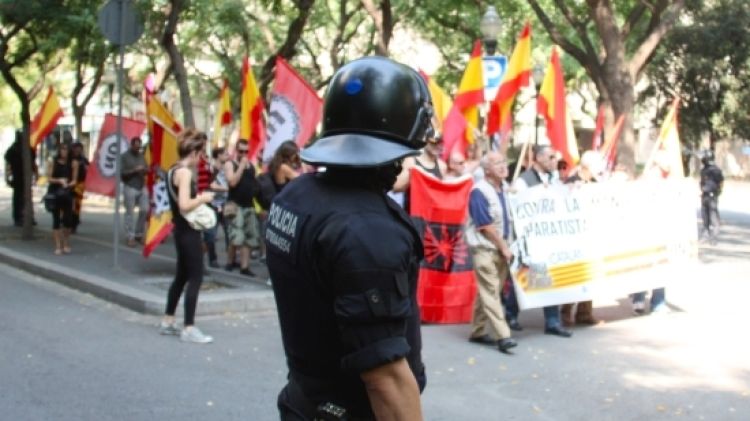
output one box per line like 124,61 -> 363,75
2,181 -> 750,420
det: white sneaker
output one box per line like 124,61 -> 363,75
158,321 -> 180,336
180,327 -> 214,344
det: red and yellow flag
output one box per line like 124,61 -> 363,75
143,97 -> 183,257
600,113 -> 625,171
453,40 -> 485,143
30,87 -> 64,149
645,98 -> 683,179
419,70 -> 453,131
487,23 -> 532,136
212,78 -> 232,147
537,47 -> 579,169
240,56 -> 265,161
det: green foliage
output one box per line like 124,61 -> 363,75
643,0 -> 750,144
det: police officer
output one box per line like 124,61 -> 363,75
699,150 -> 724,244
265,56 -> 432,420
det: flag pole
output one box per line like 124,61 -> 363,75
512,141 -> 530,182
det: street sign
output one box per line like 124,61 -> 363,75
98,0 -> 144,46
483,55 -> 508,100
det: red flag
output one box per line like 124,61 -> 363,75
240,56 -> 266,161
262,57 -> 323,163
30,87 -> 64,149
409,168 -> 476,323
537,47 -> 579,169
601,114 -> 625,171
591,105 -> 605,151
441,107 -> 468,161
85,114 -> 146,197
487,23 -> 532,136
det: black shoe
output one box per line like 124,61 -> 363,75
468,334 -> 495,345
239,268 -> 256,277
224,263 -> 235,272
497,338 -> 518,353
508,319 -> 523,331
544,326 -> 573,338
208,260 -> 219,269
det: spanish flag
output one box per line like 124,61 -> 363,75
644,98 -> 683,179
212,79 -> 232,148
537,47 -> 579,169
240,56 -> 265,161
420,71 -> 469,160
143,98 -> 182,257
487,23 -> 532,136
453,40 -> 485,144
419,70 -> 453,131
30,87 -> 64,149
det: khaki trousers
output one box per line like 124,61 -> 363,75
470,247 -> 511,340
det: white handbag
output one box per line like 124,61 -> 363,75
167,168 -> 217,231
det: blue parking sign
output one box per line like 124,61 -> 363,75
483,55 -> 507,100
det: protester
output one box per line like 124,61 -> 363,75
69,141 -> 89,233
699,150 -> 723,244
465,142 -> 483,180
266,57 -> 427,420
120,136 -> 149,247
4,130 -> 38,227
46,143 -> 79,255
204,147 -> 230,268
512,144 -> 572,337
159,129 -> 215,344
445,150 -> 467,180
561,150 -> 604,326
465,151 -> 518,353
393,133 -> 447,189
268,140 -> 301,191
223,139 -> 261,276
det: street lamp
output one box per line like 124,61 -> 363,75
480,6 -> 502,56
532,65 -> 545,145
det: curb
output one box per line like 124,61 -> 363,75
0,245 -> 276,316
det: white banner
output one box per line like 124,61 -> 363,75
509,179 -> 698,309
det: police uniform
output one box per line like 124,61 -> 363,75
266,173 -> 425,419
265,56 -> 434,420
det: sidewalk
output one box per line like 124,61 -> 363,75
0,186 -> 275,316
2,180 -> 749,319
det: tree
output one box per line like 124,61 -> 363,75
527,0 -> 686,170
0,0 -> 71,239
160,0 -> 194,127
67,0 -> 112,140
643,0 -> 750,148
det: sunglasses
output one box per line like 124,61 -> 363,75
237,149 -> 248,154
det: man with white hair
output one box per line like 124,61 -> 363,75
465,151 -> 518,353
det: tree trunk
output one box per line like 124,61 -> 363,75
259,0 -> 316,96
360,0 -> 393,56
161,0 -> 194,128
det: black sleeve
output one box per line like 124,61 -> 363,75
321,214 -> 416,374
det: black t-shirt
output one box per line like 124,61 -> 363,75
700,164 -> 723,195
265,173 -> 425,418
4,142 -> 36,187
227,161 -> 259,207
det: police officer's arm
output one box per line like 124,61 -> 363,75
391,156 -> 415,192
361,358 -> 423,421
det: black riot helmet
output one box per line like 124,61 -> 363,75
301,56 -> 434,168
701,150 -> 715,166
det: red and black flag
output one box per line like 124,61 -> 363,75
409,168 -> 475,323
